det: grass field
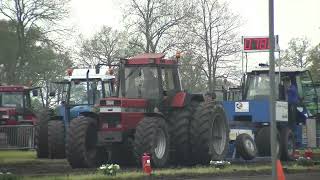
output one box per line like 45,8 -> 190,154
1,150 -> 320,180
0,150 -> 37,164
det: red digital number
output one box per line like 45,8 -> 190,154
259,38 -> 268,49
244,38 -> 252,50
243,37 -> 271,51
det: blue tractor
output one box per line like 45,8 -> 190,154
223,65 -> 319,161
36,68 -> 115,158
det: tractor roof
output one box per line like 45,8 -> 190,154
248,66 -> 306,74
64,68 -> 115,81
0,85 -> 35,92
126,53 -> 177,65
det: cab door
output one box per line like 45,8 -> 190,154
296,70 -> 318,117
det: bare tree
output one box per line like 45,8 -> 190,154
281,37 -> 311,68
77,26 -> 142,67
187,0 -> 241,92
0,0 -> 70,82
125,0 -> 194,53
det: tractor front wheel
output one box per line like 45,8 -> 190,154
66,117 -> 100,168
35,110 -> 50,158
235,133 -> 257,160
133,116 -> 170,167
48,120 -> 65,159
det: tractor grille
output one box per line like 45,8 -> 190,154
99,113 -> 121,128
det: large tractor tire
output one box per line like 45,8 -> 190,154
255,127 -> 280,157
133,116 -> 170,168
66,117 -> 102,168
48,120 -> 66,159
235,133 -> 257,160
280,127 -> 295,161
190,102 -> 229,164
35,111 -> 50,158
168,102 -> 197,165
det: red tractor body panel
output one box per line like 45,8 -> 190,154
171,92 -> 187,107
0,85 -> 38,125
127,53 -> 177,65
0,86 -> 30,92
98,98 -> 147,132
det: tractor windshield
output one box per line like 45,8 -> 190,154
69,79 -> 106,105
245,73 -> 279,100
123,66 -> 159,99
0,92 -> 25,108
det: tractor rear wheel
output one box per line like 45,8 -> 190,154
235,133 -> 257,160
190,102 -> 229,164
168,102 -> 197,165
133,116 -> 169,167
48,120 -> 65,159
255,127 -> 280,157
280,127 -> 295,161
35,110 -> 50,158
66,117 -> 101,168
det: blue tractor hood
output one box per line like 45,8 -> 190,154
70,105 -> 92,119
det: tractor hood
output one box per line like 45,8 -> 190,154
70,105 -> 92,119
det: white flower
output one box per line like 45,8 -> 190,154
99,165 -> 107,170
114,165 -> 120,170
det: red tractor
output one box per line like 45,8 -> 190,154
66,53 -> 229,168
0,85 -> 42,149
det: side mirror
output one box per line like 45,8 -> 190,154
49,91 -> 55,97
95,65 -> 100,74
32,90 -> 38,96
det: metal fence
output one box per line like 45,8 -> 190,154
0,125 -> 35,150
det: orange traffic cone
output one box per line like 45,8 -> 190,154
276,160 -> 286,180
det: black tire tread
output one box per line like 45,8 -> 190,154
48,120 -> 65,159
168,102 -> 197,164
190,101 -> 229,164
280,127 -> 295,161
235,133 -> 257,160
66,117 -> 98,168
133,116 -> 169,168
35,110 -> 50,158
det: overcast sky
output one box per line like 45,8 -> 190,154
69,0 -> 319,68
70,0 -> 320,46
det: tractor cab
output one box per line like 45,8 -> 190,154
52,68 -> 115,122
0,85 -> 41,125
116,53 -> 183,111
243,66 -> 318,118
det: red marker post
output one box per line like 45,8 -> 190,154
142,153 -> 152,175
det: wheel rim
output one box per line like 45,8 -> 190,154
245,138 -> 255,153
154,128 -> 166,159
211,114 -> 227,155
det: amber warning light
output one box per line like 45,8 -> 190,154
242,36 -> 279,53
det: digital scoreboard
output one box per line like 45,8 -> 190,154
242,36 -> 280,52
